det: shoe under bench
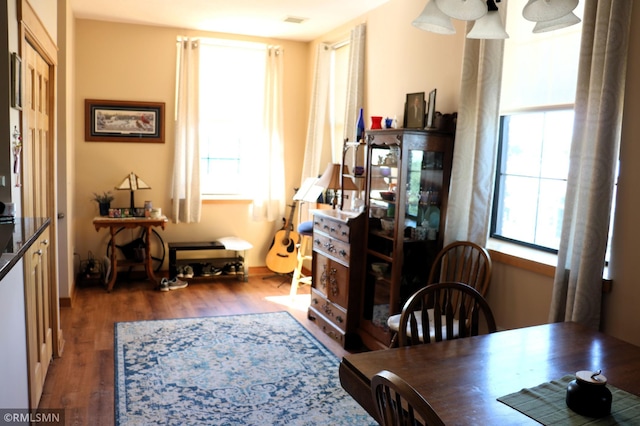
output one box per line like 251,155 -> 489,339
168,238 -> 251,282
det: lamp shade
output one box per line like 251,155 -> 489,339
467,0 -> 509,39
435,0 -> 487,22
412,0 -> 456,35
115,172 -> 151,191
523,0 -> 579,22
532,11 -> 580,33
115,172 -> 151,211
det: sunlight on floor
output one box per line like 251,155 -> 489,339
265,293 -> 311,313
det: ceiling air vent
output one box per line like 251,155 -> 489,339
284,16 -> 307,24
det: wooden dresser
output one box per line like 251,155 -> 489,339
307,209 -> 365,349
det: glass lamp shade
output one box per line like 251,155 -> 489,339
523,0 -> 579,22
412,0 -> 456,35
533,11 -> 580,33
467,10 -> 509,39
435,0 -> 488,22
115,172 -> 151,211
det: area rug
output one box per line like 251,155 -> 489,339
115,311 -> 377,425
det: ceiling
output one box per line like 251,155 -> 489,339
70,0 -> 389,42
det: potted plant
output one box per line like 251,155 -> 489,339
92,191 -> 114,216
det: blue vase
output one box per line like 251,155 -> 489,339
356,108 -> 365,142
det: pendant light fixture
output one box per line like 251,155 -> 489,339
413,0 -> 581,39
467,0 -> 509,39
533,11 -> 581,33
523,0 -> 579,22
434,0 -> 488,22
412,0 -> 456,35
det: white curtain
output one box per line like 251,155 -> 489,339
343,23 -> 367,166
172,38 -> 202,223
444,31 -> 504,247
549,0 -> 632,329
300,43 -> 332,183
343,23 -> 366,143
251,46 -> 286,222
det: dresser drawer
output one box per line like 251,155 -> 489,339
312,254 -> 349,308
313,232 -> 350,264
313,215 -> 351,243
310,288 -> 348,332
307,306 -> 345,346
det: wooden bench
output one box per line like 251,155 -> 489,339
168,237 -> 252,282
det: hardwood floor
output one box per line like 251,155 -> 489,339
38,273 -> 352,425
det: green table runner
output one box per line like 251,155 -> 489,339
497,375 -> 640,425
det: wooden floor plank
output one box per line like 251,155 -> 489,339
38,274 -> 355,424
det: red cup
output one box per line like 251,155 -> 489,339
371,116 -> 383,129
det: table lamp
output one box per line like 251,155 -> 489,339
316,163 -> 358,209
115,172 -> 151,213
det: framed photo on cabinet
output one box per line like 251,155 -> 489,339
403,92 -> 425,129
426,89 -> 437,129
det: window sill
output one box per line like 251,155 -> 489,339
202,196 -> 252,204
486,238 -> 557,278
486,238 -> 612,293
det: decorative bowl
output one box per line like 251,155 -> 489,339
380,191 -> 395,201
380,218 -> 395,232
371,262 -> 389,276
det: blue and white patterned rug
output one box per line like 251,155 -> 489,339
115,311 -> 377,425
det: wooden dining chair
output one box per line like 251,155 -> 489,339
397,281 -> 497,347
371,370 -> 445,426
387,241 -> 492,346
427,240 -> 492,296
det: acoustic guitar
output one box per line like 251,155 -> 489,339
265,202 -> 300,274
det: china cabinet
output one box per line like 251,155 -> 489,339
358,129 -> 454,350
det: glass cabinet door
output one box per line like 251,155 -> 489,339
405,149 -> 445,242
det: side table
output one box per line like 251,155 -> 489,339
92,216 -> 168,291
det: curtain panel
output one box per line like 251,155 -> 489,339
172,37 -> 202,223
549,0 -> 633,329
250,46 -> 286,222
444,30 -> 504,247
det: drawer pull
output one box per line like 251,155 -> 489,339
330,226 -> 336,233
322,302 -> 333,316
312,297 -> 319,305
336,316 -> 344,324
338,249 -> 347,258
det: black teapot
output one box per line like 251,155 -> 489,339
566,370 -> 612,418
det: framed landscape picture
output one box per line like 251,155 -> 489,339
85,99 -> 165,143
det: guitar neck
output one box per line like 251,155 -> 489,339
283,202 -> 296,239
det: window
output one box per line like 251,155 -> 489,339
198,39 -> 267,197
492,108 -> 573,251
490,0 -> 583,252
330,41 -> 350,161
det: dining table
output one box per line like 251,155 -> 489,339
339,322 -> 640,424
